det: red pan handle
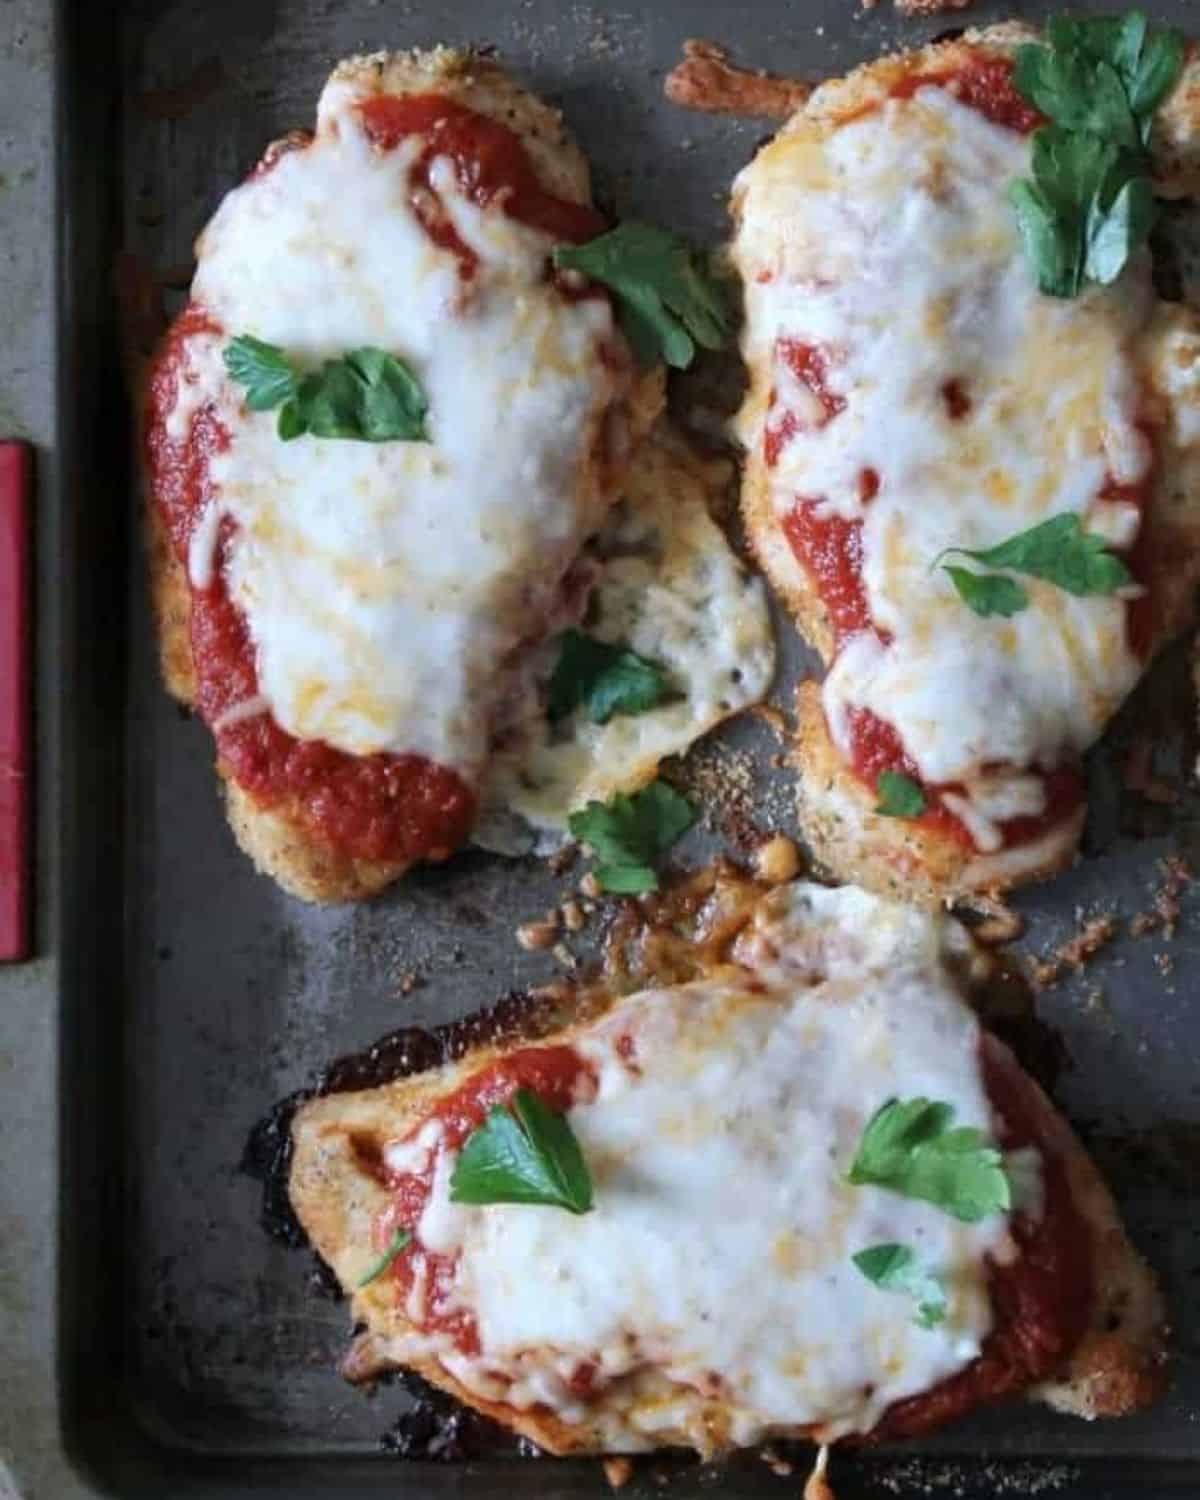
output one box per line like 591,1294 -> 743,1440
0,441 -> 31,961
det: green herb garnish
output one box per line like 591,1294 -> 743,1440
450,1088 -> 594,1215
224,335 -> 300,411
567,780 -> 696,894
1010,11 -> 1183,296
548,629 -> 673,725
554,222 -> 729,369
847,1097 -> 1012,1224
356,1228 -> 413,1288
852,1243 -> 947,1329
875,770 -> 927,819
942,565 -> 1030,619
939,512 -> 1132,609
223,337 -> 429,443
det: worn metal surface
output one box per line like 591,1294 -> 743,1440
0,0 -> 89,1497
30,0 -> 1200,1495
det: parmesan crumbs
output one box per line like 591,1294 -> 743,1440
1029,914 -> 1118,990
1130,855 -> 1192,939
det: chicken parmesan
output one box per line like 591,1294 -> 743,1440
143,48 -> 768,902
289,874 -> 1165,1458
731,22 -> 1200,906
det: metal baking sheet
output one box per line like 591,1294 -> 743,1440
55,0 -> 1200,1495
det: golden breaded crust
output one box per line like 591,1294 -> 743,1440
327,47 -> 590,203
1151,39 -> 1200,199
142,48 -> 662,904
877,1049 -> 1169,1433
735,24 -> 1200,908
1012,1033 -> 1169,1420
790,683 -> 1084,910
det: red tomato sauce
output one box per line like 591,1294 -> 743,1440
373,1046 -> 595,1358
782,504 -> 871,644
357,94 -> 606,277
765,339 -> 845,467
874,1037 -> 1094,1440
889,52 -> 1044,135
842,706 -> 1086,852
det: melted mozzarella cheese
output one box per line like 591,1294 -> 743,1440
165,72 -> 621,778
380,883 -> 1025,1453
735,88 -> 1154,841
476,425 -> 775,848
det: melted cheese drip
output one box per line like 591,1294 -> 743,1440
164,73 -> 621,777
735,88 -> 1154,841
379,883 -> 1027,1453
477,425 -> 775,848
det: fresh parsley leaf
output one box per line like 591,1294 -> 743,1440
1010,12 -> 1183,296
941,513 -> 1132,597
554,222 -> 729,370
1085,172 -> 1157,284
847,1097 -> 1012,1224
223,335 -> 300,412
593,862 -> 659,894
1042,12 -> 1183,139
1012,126 -> 1148,297
450,1088 -> 593,1214
852,1243 -> 947,1329
548,630 -> 673,725
875,771 -> 927,819
943,565 -> 1030,619
1031,125 -> 1121,216
1015,43 -> 1138,148
1010,177 -> 1082,298
356,1228 -> 412,1287
225,338 -> 429,443
1127,28 -> 1186,129
276,397 -> 307,442
567,780 -> 696,894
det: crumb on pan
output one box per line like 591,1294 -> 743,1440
560,899 -> 586,933
753,834 -> 802,885
753,702 -> 794,742
664,40 -> 812,119
603,1457 -> 634,1490
1130,855 -> 1192,938
516,913 -> 560,951
1029,914 -> 1119,990
893,0 -> 974,15
674,742 -> 794,852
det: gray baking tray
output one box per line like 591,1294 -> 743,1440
52,0 -> 1200,1494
